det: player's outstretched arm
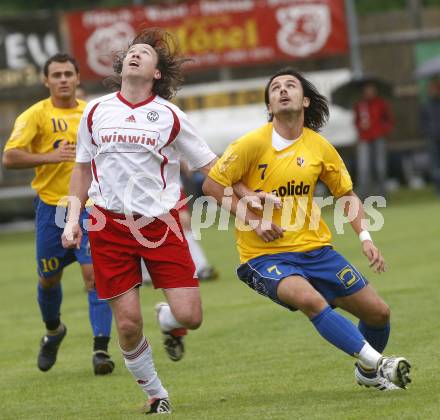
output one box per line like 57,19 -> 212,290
2,141 -> 76,169
232,182 -> 282,211
197,157 -> 218,175
203,176 -> 284,243
341,190 -> 386,274
62,162 -> 92,249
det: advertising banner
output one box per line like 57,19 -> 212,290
174,69 -> 355,153
0,13 -> 61,90
65,0 -> 348,81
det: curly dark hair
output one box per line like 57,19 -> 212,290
264,68 -> 329,132
104,27 -> 190,100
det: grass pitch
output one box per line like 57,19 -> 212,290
1,189 -> 439,419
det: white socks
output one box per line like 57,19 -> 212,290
121,336 -> 168,399
184,230 -> 208,272
158,303 -> 183,332
358,342 -> 382,370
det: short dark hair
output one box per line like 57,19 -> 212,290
264,68 -> 329,131
105,27 -> 190,100
43,53 -> 79,77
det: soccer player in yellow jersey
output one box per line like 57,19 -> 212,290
204,68 -> 411,390
2,53 -> 114,375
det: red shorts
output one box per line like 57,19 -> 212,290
88,206 -> 198,300
177,189 -> 190,212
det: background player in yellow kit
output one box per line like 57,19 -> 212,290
204,68 -> 411,390
2,53 -> 114,375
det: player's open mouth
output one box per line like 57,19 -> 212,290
129,61 -> 140,67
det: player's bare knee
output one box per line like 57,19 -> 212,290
367,303 -> 390,326
298,293 -> 327,318
359,299 -> 390,326
117,316 -> 143,341
174,309 -> 202,330
186,314 -> 202,330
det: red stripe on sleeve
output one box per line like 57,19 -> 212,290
158,105 -> 181,190
87,102 -> 100,146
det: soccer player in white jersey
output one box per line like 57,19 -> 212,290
62,28 -> 217,414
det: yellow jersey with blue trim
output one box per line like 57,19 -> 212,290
4,98 -> 86,205
208,124 -> 353,263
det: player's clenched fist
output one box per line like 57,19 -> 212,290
51,140 -> 76,163
62,222 -> 82,249
254,220 -> 285,242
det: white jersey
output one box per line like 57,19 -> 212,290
76,92 -> 216,217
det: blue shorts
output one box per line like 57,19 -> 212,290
35,197 -> 92,278
237,247 -> 368,311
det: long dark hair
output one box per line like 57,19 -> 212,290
104,27 -> 190,100
264,68 -> 329,131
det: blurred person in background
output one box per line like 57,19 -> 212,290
2,53 -> 114,375
179,161 -> 218,281
141,185 -> 219,285
177,189 -> 219,280
353,82 -> 394,199
141,189 -> 219,285
420,77 -> 440,196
